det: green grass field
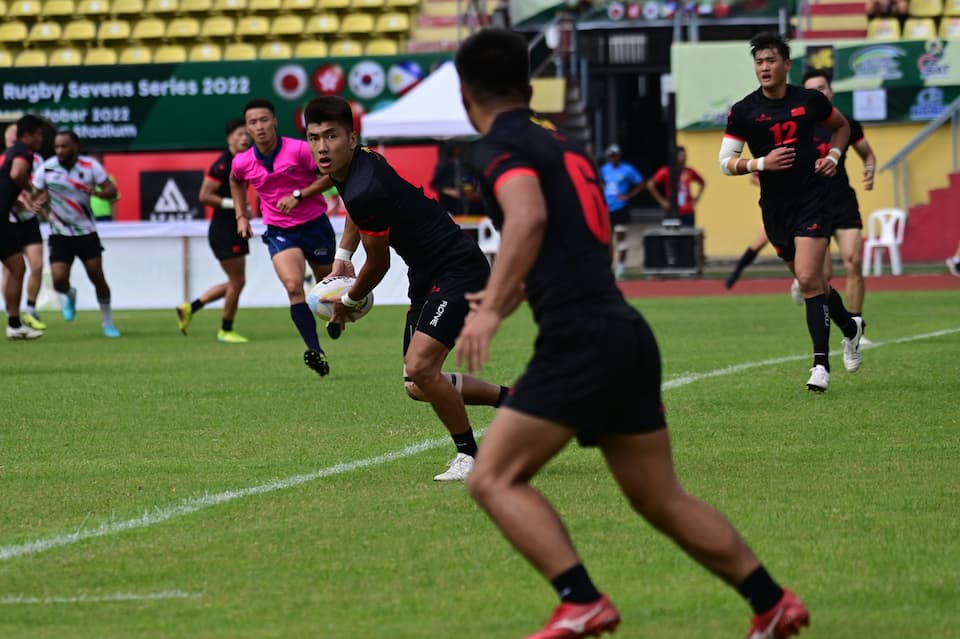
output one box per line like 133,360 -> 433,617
2,289 -> 959,638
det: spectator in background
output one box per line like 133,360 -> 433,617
599,143 -> 646,280
178,117 -> 252,344
647,146 -> 706,227
430,142 -> 485,217
89,152 -> 119,222
865,0 -> 908,21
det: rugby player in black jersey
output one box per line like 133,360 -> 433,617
453,28 -> 809,639
804,69 -> 877,346
721,32 -> 862,392
303,95 -> 509,482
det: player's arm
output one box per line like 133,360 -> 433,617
94,177 -> 118,202
852,137 -> 877,191
456,173 -> 544,373
330,214 -> 360,277
9,157 -> 32,189
230,173 -> 253,238
328,230 -> 389,324
815,109 -> 851,177
646,171 -> 669,209
719,135 -> 795,175
199,177 -> 230,210
277,174 -> 333,213
690,169 -> 705,203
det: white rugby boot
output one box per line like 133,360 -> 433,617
433,453 -> 474,481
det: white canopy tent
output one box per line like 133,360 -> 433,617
360,61 -> 477,141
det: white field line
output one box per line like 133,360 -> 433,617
0,591 -> 202,605
1,327 -> 957,565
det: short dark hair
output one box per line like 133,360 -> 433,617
243,98 -> 275,117
55,129 -> 80,145
225,117 -> 246,136
749,31 -> 790,60
801,68 -> 833,86
455,28 -> 530,104
304,96 -> 354,132
16,114 -> 45,138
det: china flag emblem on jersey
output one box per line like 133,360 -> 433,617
790,106 -> 806,117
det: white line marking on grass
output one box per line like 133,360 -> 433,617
2,327 -> 957,563
0,591 -> 202,605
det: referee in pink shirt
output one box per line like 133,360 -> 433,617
230,98 -> 337,377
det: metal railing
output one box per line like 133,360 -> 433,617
878,95 -> 960,210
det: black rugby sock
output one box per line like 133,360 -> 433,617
552,564 -> 602,604
495,385 -> 510,407
827,287 -> 857,338
737,565 -> 785,615
726,247 -> 758,288
290,302 -> 322,352
805,294 -> 831,371
222,318 -> 234,332
191,299 -> 205,313
452,428 -> 478,458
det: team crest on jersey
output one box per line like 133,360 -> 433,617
529,115 -> 557,131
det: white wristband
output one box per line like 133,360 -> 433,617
221,197 -> 234,209
825,155 -> 838,166
341,291 -> 364,308
829,146 -> 843,158
756,157 -> 765,172
335,247 -> 354,261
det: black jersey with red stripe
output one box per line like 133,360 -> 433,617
474,108 -> 634,326
333,145 -> 481,294
725,85 -> 835,202
207,149 -> 235,201
813,111 -> 864,199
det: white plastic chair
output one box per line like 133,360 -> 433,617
862,208 -> 906,276
476,216 -> 501,265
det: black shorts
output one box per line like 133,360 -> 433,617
208,213 -> 249,260
505,313 -> 667,446
49,233 -> 103,264
610,207 -> 630,228
1,218 -> 21,261
12,216 -> 42,247
761,189 -> 832,262
403,257 -> 490,352
828,191 -> 863,231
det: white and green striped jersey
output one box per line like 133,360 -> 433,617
34,155 -> 107,237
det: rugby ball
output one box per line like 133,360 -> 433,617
306,275 -> 374,322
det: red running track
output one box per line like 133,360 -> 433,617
618,274 -> 960,299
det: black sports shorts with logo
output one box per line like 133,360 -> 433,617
504,312 -> 667,446
828,191 -> 863,231
403,251 -> 489,353
761,187 -> 833,263
49,233 -> 103,264
208,212 -> 250,260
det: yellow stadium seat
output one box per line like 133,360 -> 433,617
945,0 -> 960,14
8,0 -> 42,21
902,17 -> 936,38
269,13 -> 303,36
100,18 -> 134,41
189,42 -> 222,60
154,43 -> 187,61
166,16 -> 200,38
365,37 -> 397,55
329,38 -> 362,56
63,19 -> 98,41
317,0 -> 349,10
0,49 -> 13,67
144,0 -> 178,14
305,13 -> 339,34
280,0 -> 313,10
111,0 -> 144,16
178,0 -> 212,12
940,16 -> 960,36
77,0 -> 111,18
251,0 -> 283,9
352,0 -> 383,8
258,40 -> 291,58
340,12 -> 374,34
201,15 -> 235,38
0,21 -> 29,44
294,39 -> 327,57
48,46 -> 83,66
866,16 -> 901,39
384,0 -> 419,9
42,0 -> 77,21
235,14 -> 269,37
212,0 -> 247,12
907,0 -> 942,15
28,22 -> 63,45
84,46 -> 118,64
0,1 -> 6,17
14,49 -> 47,66
223,40 -> 256,59
119,43 -> 152,62
376,11 -> 408,33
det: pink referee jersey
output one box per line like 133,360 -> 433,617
231,136 -> 327,228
